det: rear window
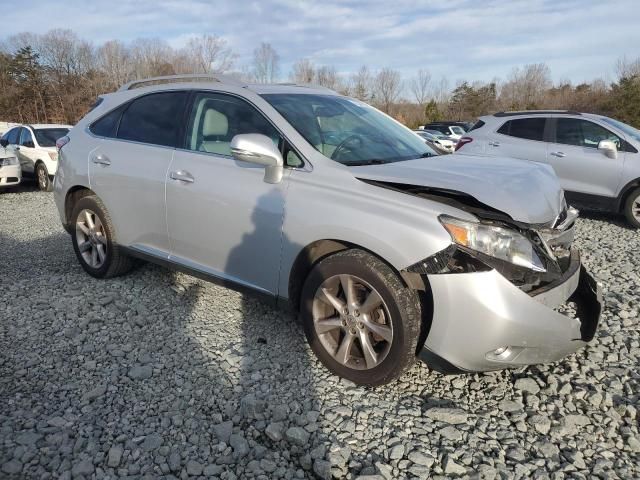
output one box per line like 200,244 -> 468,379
117,92 -> 187,147
34,128 -> 70,147
468,120 -> 485,132
497,118 -> 545,141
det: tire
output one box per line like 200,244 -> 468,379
300,249 -> 422,386
35,162 -> 53,192
624,187 -> 640,228
70,195 -> 134,278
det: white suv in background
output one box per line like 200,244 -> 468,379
0,124 -> 72,191
457,111 -> 640,227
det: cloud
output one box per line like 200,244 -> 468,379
2,0 -> 639,83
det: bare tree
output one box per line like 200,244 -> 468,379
182,34 -> 236,74
290,58 -> 315,83
616,56 -> 640,79
433,76 -> 451,104
252,42 -> 279,83
98,40 -> 132,90
410,68 -> 431,106
499,63 -> 552,109
316,65 -> 342,90
350,65 -> 371,101
373,67 -> 402,113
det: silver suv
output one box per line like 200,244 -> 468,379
53,75 -> 602,386
457,111 -> 640,227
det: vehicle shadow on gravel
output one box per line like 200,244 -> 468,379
0,227 -> 281,478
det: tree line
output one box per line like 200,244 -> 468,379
1,29 -> 639,129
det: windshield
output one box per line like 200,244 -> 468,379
262,94 -> 437,165
599,116 -> 640,143
34,128 -> 69,147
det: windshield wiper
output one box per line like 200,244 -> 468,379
346,159 -> 389,166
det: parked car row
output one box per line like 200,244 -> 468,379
0,123 -> 71,191
457,111 -> 640,227
51,74 -> 603,386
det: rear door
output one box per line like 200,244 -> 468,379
546,117 -> 624,198
88,91 -> 188,254
490,117 -> 548,163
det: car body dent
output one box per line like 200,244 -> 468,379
349,154 -> 564,225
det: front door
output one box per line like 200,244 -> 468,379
166,92 -> 289,295
547,117 -> 624,198
17,128 -> 38,173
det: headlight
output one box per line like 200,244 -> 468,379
439,215 -> 546,272
48,152 -> 58,161
0,156 -> 18,166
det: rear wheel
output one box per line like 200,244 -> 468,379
623,187 -> 640,228
35,162 -> 52,192
301,249 -> 422,386
71,195 -> 134,278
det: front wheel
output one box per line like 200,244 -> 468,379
624,188 -> 640,228
35,162 -> 53,192
300,249 -> 423,386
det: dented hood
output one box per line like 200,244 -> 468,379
349,154 -> 564,225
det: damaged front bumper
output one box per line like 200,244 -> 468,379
417,249 -> 602,373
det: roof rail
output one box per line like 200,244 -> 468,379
494,110 -> 582,117
118,74 -> 245,92
266,82 -> 337,93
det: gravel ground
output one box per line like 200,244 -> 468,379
1,184 -> 639,480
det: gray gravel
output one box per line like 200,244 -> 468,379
1,185 -> 639,479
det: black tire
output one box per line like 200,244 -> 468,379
623,187 -> 640,228
35,162 -> 53,192
70,195 -> 134,278
300,249 -> 423,386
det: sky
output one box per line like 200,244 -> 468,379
3,0 -> 640,85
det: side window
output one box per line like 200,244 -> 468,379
555,118 -> 622,149
117,91 -> 187,147
185,92 -> 281,158
90,103 -> 127,138
19,128 -> 33,147
4,127 -> 20,145
497,118 -> 545,141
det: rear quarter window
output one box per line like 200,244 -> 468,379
90,104 -> 128,138
497,118 -> 546,141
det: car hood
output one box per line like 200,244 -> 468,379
349,154 -> 564,225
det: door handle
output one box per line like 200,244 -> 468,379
488,141 -> 500,147
550,151 -> 566,158
170,170 -> 195,183
92,154 -> 111,166
14,146 -> 20,151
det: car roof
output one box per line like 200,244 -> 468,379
115,75 -> 339,97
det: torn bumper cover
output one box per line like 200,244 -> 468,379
417,249 -> 603,373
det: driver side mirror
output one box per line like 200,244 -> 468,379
230,134 -> 284,184
0,139 -> 8,148
598,140 -> 617,159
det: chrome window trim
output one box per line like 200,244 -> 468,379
85,88 -> 313,173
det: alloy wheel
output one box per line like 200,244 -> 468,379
312,274 -> 393,370
633,195 -> 640,223
37,165 -> 48,190
75,209 -> 107,269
